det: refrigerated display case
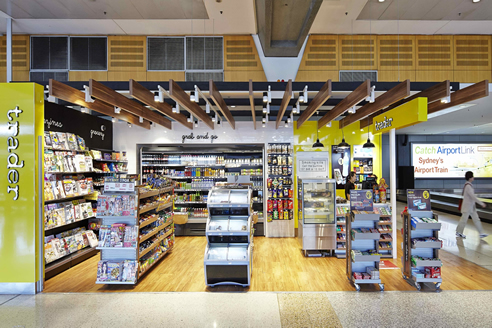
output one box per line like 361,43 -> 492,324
298,178 -> 336,256
204,186 -> 253,287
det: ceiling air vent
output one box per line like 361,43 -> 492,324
339,71 -> 377,82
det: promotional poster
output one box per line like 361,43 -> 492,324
350,190 -> 374,211
331,145 -> 351,190
406,189 -> 431,211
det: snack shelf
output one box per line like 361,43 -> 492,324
45,192 -> 96,204
93,159 -> 129,163
138,230 -> 174,259
138,201 -> 172,215
138,246 -> 173,278
138,186 -> 173,199
139,220 -> 173,244
267,152 -> 292,155
45,216 -> 95,232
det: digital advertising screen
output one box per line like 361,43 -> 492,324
412,144 -> 492,178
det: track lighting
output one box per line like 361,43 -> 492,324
194,86 -> 199,103
127,123 -> 132,128
83,85 -> 94,103
217,119 -> 221,126
195,121 -> 199,128
190,91 -> 195,102
139,117 -> 144,123
299,92 -> 304,104
268,85 -> 272,103
262,122 -> 266,128
267,103 -> 270,114
111,117 -> 116,123
187,116 -> 193,123
172,104 -> 179,113
262,117 -> 266,123
296,102 -> 300,114
348,106 -> 356,114
263,92 -> 268,103
206,103 -> 210,113
284,120 -> 288,128
263,106 -> 267,113
302,85 -> 308,103
287,118 -> 291,124
149,122 -> 153,128
326,122 -> 331,128
366,86 -> 375,103
212,117 -> 216,123
441,96 -> 451,104
114,106 -> 121,114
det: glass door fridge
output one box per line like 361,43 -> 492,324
297,178 -> 336,256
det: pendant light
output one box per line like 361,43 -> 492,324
312,111 -> 324,148
337,128 -> 350,149
363,118 -> 375,148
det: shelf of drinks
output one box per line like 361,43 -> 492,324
138,186 -> 173,199
45,216 -> 95,233
45,192 -> 96,204
138,201 -> 172,215
162,176 -> 228,180
93,159 -> 129,163
268,165 -> 292,168
268,175 -> 292,178
143,163 -> 262,168
269,197 -> 293,200
139,220 -> 173,244
138,246 -> 173,278
138,230 -> 174,259
174,188 -> 210,192
142,150 -> 262,154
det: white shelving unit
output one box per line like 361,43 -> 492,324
335,204 -> 350,259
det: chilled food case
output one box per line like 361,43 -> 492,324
204,186 -> 253,287
298,178 -> 337,255
204,244 -> 252,287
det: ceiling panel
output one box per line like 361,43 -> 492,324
400,0 -> 441,20
423,0 -> 468,20
12,19 -> 126,35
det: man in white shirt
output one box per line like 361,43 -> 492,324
456,171 -> 488,239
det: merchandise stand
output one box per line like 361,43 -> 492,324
401,210 -> 442,292
374,203 -> 393,258
335,203 -> 349,258
346,211 -> 384,292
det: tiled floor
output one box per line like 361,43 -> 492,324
395,202 -> 492,270
1,291 -> 492,328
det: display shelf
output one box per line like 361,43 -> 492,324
336,238 -> 346,242
377,221 -> 392,225
353,278 -> 381,284
45,246 -> 98,275
352,255 -> 381,262
138,201 -> 172,215
174,188 -> 210,192
139,220 -> 173,244
45,216 -> 95,233
379,238 -> 393,242
412,259 -> 442,267
47,148 -> 86,153
164,176 -> 228,180
139,230 -> 174,259
93,159 -> 128,163
411,222 -> 442,230
412,277 -> 443,283
95,281 -> 136,285
412,241 -> 442,249
45,193 -> 96,204
138,246 -> 173,278
94,171 -> 128,174
174,201 -> 207,204
267,152 -> 292,155
96,247 -> 135,250
138,186 -> 173,199
45,171 -> 94,175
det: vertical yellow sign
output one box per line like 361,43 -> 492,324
0,83 -> 44,293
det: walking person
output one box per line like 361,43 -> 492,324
456,171 -> 488,239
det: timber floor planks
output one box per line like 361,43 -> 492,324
43,235 -> 492,293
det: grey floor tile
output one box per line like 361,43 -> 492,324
0,294 -> 18,306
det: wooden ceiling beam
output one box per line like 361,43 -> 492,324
360,80 -> 450,129
296,80 -> 332,128
89,79 -> 171,129
49,79 -> 150,129
249,79 -> 256,130
210,80 -> 236,130
168,79 -> 214,130
276,79 -> 293,129
318,79 -> 370,128
428,80 -> 489,115
339,80 -> 410,129
129,79 -> 192,130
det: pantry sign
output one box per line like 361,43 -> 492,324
371,97 -> 427,135
412,144 -> 492,178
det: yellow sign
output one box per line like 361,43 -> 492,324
370,97 -> 428,135
0,83 -> 44,292
366,191 -> 372,200
423,190 -> 430,199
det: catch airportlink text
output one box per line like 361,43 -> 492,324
414,145 -> 475,175
414,145 -> 475,155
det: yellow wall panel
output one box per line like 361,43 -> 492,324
377,35 -> 416,71
108,71 -> 147,81
69,71 -> 108,81
224,70 -> 267,82
416,70 -> 453,82
295,70 -> 339,82
378,70 -> 416,82
416,35 -> 454,71
453,35 -> 491,71
338,35 -> 377,70
299,35 -> 338,71
453,70 -> 491,83
147,71 -> 185,81
108,35 -> 147,72
224,35 -> 264,72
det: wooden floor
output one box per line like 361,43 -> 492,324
44,235 -> 492,293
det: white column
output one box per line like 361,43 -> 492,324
389,128 -> 397,259
6,18 -> 12,82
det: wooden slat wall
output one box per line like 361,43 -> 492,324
297,35 -> 339,81
415,35 -> 454,82
223,35 -> 266,81
453,35 -> 492,82
107,35 -> 147,81
377,35 -> 415,82
339,35 -> 377,71
0,35 -> 30,82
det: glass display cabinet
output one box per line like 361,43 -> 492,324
204,186 -> 253,287
297,178 -> 336,256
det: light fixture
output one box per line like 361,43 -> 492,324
187,116 -> 193,123
195,120 -> 199,128
127,123 -> 132,128
194,85 -> 199,103
262,117 -> 266,123
263,106 -> 267,113
287,117 -> 291,124
268,85 -> 272,103
298,92 -> 304,103
139,117 -> 144,123
190,91 -> 195,102
284,120 -> 288,128
348,106 -> 356,114
378,0 -> 385,2
326,122 -> 332,128
263,92 -> 268,103
473,0 -> 481,3
217,119 -> 221,127
114,106 -> 121,114
206,103 -> 210,113
212,116 -> 216,123
363,118 -> 375,148
303,85 -> 308,103
172,104 -> 180,113
312,111 -> 324,148
231,105 -> 236,108
441,95 -> 451,104
111,117 -> 116,123
149,122 -> 153,128
337,128 -> 350,149
366,86 -> 376,103
262,122 -> 266,128
296,102 -> 300,114
154,95 -> 159,102
83,85 -> 94,103
267,103 -> 270,114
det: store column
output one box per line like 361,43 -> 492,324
389,128 -> 397,259
0,83 -> 45,294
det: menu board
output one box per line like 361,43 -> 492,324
406,189 -> 431,211
350,189 -> 374,211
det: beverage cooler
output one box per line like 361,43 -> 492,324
297,178 -> 337,256
204,186 -> 253,287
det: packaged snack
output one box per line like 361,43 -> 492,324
267,200 -> 273,212
278,199 -> 283,212
284,210 -> 289,220
288,199 -> 294,210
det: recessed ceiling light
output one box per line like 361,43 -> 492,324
473,0 -> 481,3
378,0 -> 385,2
231,105 -> 236,108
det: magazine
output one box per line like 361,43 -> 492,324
110,224 -> 126,248
50,131 -> 62,150
64,204 -> 75,224
107,262 -> 122,282
98,225 -> 112,247
121,260 -> 137,283
56,132 -> 69,150
97,261 -> 109,282
44,131 -> 53,148
77,135 -> 86,151
86,230 -> 99,248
